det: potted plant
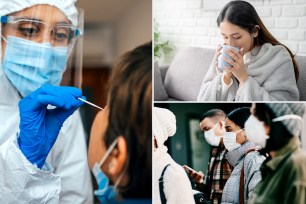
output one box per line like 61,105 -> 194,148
154,21 -> 173,60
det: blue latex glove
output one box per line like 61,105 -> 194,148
18,84 -> 85,168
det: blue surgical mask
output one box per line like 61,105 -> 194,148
1,35 -> 68,97
92,138 -> 126,204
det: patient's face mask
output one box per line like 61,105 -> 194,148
245,114 -> 302,148
92,138 -> 125,204
204,123 -> 224,146
223,130 -> 243,151
1,36 -> 68,96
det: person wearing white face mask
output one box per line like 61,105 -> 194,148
153,107 -> 195,204
221,107 -> 265,204
247,103 -> 306,204
185,109 -> 232,204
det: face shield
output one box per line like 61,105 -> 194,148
0,5 -> 84,97
61,8 -> 84,89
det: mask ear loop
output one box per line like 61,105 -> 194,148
235,128 -> 247,143
97,137 -> 127,191
272,114 -> 302,122
113,130 -> 130,191
211,122 -> 225,136
1,26 -> 8,75
1,34 -> 8,43
114,162 -> 128,188
239,128 -> 247,142
98,138 -> 119,167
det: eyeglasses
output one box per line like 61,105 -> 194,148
1,16 -> 82,47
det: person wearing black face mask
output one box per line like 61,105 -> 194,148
246,103 -> 306,204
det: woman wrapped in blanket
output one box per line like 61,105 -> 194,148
197,1 -> 299,101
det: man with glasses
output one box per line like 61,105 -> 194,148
0,1 -> 92,203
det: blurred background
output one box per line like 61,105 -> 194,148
154,0 -> 306,64
154,103 -> 306,175
75,0 -> 152,140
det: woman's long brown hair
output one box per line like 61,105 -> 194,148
217,1 -> 299,81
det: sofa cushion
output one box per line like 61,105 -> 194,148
164,47 -> 215,101
154,61 -> 169,101
159,64 -> 169,82
295,55 -> 306,101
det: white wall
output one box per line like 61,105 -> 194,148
115,0 -> 152,57
154,0 -> 306,63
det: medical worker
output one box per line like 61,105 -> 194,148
0,0 -> 92,203
2,41 -> 152,203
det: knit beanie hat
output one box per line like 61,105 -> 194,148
265,103 -> 305,137
153,107 -> 176,148
227,107 -> 251,129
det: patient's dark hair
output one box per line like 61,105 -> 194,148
104,42 -> 152,199
253,103 -> 292,152
217,0 -> 298,81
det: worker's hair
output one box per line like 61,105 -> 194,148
104,42 -> 152,199
199,109 -> 226,123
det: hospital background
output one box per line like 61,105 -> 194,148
154,0 -> 306,65
74,0 -> 152,139
154,103 -> 306,176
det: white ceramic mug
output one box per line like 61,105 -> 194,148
217,45 -> 240,71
